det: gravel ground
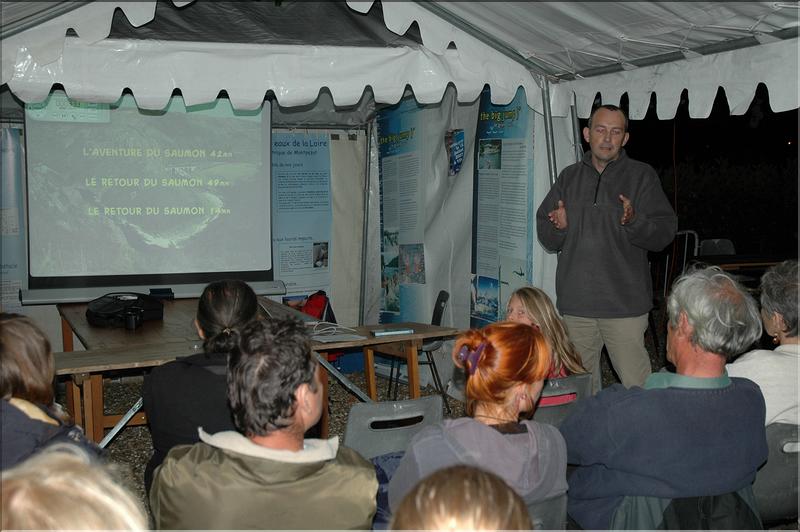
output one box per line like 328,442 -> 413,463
69,298 -> 799,530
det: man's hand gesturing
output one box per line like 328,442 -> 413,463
548,200 -> 567,230
619,194 -> 635,225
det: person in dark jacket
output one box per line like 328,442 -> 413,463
1,313 -> 99,470
141,279 -> 259,490
560,266 -> 767,529
536,104 -> 677,393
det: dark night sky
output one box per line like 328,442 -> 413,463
582,84 -> 798,259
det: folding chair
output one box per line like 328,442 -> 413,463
343,395 -> 444,459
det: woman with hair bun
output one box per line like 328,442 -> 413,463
387,322 -> 567,514
142,279 -> 259,490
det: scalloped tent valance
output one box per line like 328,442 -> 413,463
0,0 -> 541,113
1,1 -> 797,117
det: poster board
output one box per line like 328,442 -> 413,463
271,128 -> 366,325
470,88 -> 536,327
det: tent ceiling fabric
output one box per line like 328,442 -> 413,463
412,2 -> 798,79
1,1 -> 798,117
104,1 -> 420,48
1,0 -> 542,111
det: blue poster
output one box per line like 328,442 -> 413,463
446,129 -> 465,175
471,87 -> 535,327
271,131 -> 332,298
1,127 -> 26,313
377,98 -> 428,324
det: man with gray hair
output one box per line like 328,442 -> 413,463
559,266 -> 768,529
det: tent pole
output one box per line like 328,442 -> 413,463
358,121 -> 373,326
570,93 -> 583,163
541,77 -> 558,187
0,2 -> 86,40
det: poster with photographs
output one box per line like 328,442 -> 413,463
471,87 -> 535,327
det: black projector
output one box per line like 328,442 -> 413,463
86,292 -> 164,329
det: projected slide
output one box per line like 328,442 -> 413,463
25,91 -> 270,277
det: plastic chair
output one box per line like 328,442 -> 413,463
528,492 -> 567,530
532,373 -> 592,427
387,290 -> 451,414
699,238 -> 736,256
343,395 -> 444,459
753,422 -> 799,525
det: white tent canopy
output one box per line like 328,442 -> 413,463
2,1 -> 798,117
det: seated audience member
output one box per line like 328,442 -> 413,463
727,259 -> 798,425
560,266 -> 767,530
1,444 -> 148,530
387,322 -> 567,513
390,465 -> 532,531
1,313 -> 99,470
507,286 -> 587,405
142,279 -> 259,490
150,317 -> 377,530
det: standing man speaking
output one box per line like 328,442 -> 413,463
536,105 -> 677,393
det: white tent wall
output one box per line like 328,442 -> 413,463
362,124 -> 382,325
329,129 -> 368,327
532,112 -> 577,304
558,37 -> 800,119
272,88 -> 375,328
416,87 -> 479,331
364,86 -> 480,330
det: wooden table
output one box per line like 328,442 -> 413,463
57,298 -> 200,442
56,298 -> 460,442
310,322 -> 462,401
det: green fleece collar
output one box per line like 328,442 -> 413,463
645,370 -> 730,390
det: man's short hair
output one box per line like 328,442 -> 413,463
667,266 -> 762,360
588,104 -> 629,133
227,317 -> 316,437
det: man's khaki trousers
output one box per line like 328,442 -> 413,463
563,314 -> 652,394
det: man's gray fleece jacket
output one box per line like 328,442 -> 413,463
536,150 -> 677,318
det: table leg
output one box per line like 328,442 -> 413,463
90,375 -> 104,442
81,375 -> 96,442
61,317 -> 74,352
363,347 -> 378,401
407,341 -> 421,399
66,380 -> 83,426
319,368 -> 329,438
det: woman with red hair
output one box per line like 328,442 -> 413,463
386,322 -> 568,514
